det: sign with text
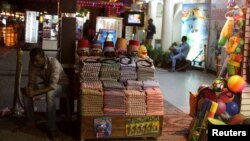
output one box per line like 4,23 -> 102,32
25,11 -> 39,43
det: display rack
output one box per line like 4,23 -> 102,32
78,57 -> 164,141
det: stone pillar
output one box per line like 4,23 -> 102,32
161,0 -> 173,51
148,1 -> 153,18
161,0 -> 183,51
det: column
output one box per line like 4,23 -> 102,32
148,1 -> 153,18
161,0 -> 173,51
241,6 -> 250,117
59,0 -> 76,65
58,0 -> 77,117
161,0 -> 183,51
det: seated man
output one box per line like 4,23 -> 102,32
22,47 -> 69,137
169,36 -> 190,72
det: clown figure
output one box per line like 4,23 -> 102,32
218,0 -> 245,76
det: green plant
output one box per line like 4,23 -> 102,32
154,48 -> 163,64
146,44 -> 153,58
145,45 -> 169,67
162,51 -> 170,64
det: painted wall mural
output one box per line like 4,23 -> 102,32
181,3 -> 210,68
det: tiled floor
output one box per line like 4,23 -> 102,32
155,68 -> 216,113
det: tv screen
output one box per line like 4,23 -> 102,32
124,12 -> 144,26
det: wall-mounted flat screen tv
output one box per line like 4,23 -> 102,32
124,11 -> 144,26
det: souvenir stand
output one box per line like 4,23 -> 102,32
76,38 -> 164,140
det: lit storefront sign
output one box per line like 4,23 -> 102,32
25,11 -> 39,43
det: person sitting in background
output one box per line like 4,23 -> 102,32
22,47 -> 69,139
168,36 -> 190,72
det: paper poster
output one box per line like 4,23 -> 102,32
25,11 -> 39,43
94,117 -> 112,138
181,3 -> 210,68
126,116 -> 160,136
98,29 -> 116,48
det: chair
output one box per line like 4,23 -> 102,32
175,59 -> 192,71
